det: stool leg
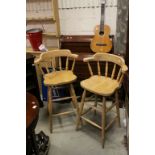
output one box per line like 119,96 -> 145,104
69,84 -> 79,114
48,86 -> 53,133
115,91 -> 121,127
76,89 -> 86,130
94,95 -> 98,115
101,97 -> 106,148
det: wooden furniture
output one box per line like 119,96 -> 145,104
26,0 -> 60,49
26,92 -> 39,155
26,0 -> 61,101
60,35 -> 114,82
34,49 -> 79,133
27,92 -> 49,155
26,55 -> 43,107
76,53 -> 128,148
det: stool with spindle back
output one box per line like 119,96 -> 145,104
76,53 -> 128,147
35,49 -> 79,133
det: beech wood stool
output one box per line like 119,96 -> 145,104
76,53 -> 128,147
35,49 -> 79,133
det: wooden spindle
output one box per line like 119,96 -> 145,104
71,59 -> 75,71
119,74 -> 124,84
87,62 -> 93,76
59,57 -> 62,70
105,61 -> 108,77
39,64 -> 45,75
45,62 -> 50,73
97,61 -> 101,76
116,68 -> 122,81
52,57 -> 56,71
111,64 -> 116,79
66,57 -> 69,70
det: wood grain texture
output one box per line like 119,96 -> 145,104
90,25 -> 112,53
77,53 -> 128,147
34,49 -> 79,133
81,75 -> 119,96
44,71 -> 77,86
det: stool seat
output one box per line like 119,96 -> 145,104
44,70 -> 77,86
81,75 -> 119,96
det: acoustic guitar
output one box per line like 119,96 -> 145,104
91,0 -> 112,53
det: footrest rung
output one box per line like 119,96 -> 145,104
53,111 -> 74,117
81,116 -> 102,129
105,116 -> 117,131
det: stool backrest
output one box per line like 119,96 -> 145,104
83,53 -> 128,84
35,49 -> 78,76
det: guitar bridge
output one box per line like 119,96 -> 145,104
96,43 -> 107,46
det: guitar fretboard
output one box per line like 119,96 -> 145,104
100,3 -> 105,34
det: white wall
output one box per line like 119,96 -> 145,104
58,0 -> 118,35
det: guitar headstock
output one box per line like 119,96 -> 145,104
100,0 -> 106,4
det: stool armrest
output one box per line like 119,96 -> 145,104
122,65 -> 128,73
70,54 -> 79,59
83,56 -> 94,62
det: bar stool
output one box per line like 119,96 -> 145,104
35,49 -> 79,133
76,53 -> 128,147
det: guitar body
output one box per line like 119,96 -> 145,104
91,25 -> 112,53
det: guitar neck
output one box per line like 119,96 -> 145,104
100,3 -> 105,33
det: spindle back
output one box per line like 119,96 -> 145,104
35,49 -> 78,76
83,53 -> 128,84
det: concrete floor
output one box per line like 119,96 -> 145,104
36,100 -> 127,155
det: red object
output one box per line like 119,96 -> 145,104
26,28 -> 43,51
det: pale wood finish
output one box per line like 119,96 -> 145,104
111,64 -> 116,79
97,61 -> 101,76
69,84 -> 79,114
77,53 -> 128,147
115,91 -> 121,127
35,49 -> 79,133
105,61 -> 108,77
101,97 -> 106,148
81,76 -> 119,96
90,25 -> 112,53
44,71 -> 77,86
48,86 -> 53,133
76,89 -> 87,130
87,62 -> 93,76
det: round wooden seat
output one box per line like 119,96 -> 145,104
44,70 -> 77,86
81,75 -> 119,96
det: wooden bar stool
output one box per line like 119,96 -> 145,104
35,49 -> 79,133
76,53 -> 128,147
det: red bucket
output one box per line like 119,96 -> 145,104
26,28 -> 43,51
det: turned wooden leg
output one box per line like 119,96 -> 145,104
48,86 -> 53,133
101,97 -> 106,148
115,90 -> 121,127
94,95 -> 98,115
76,89 -> 86,130
69,84 -> 79,114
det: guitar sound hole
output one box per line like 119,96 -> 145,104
99,31 -> 104,35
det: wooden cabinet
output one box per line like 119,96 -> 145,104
26,55 -> 43,107
60,35 -> 114,81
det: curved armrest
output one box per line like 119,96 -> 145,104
34,57 -> 41,64
70,54 -> 79,59
122,65 -> 128,73
83,56 -> 94,62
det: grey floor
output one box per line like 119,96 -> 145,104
36,100 -> 127,155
